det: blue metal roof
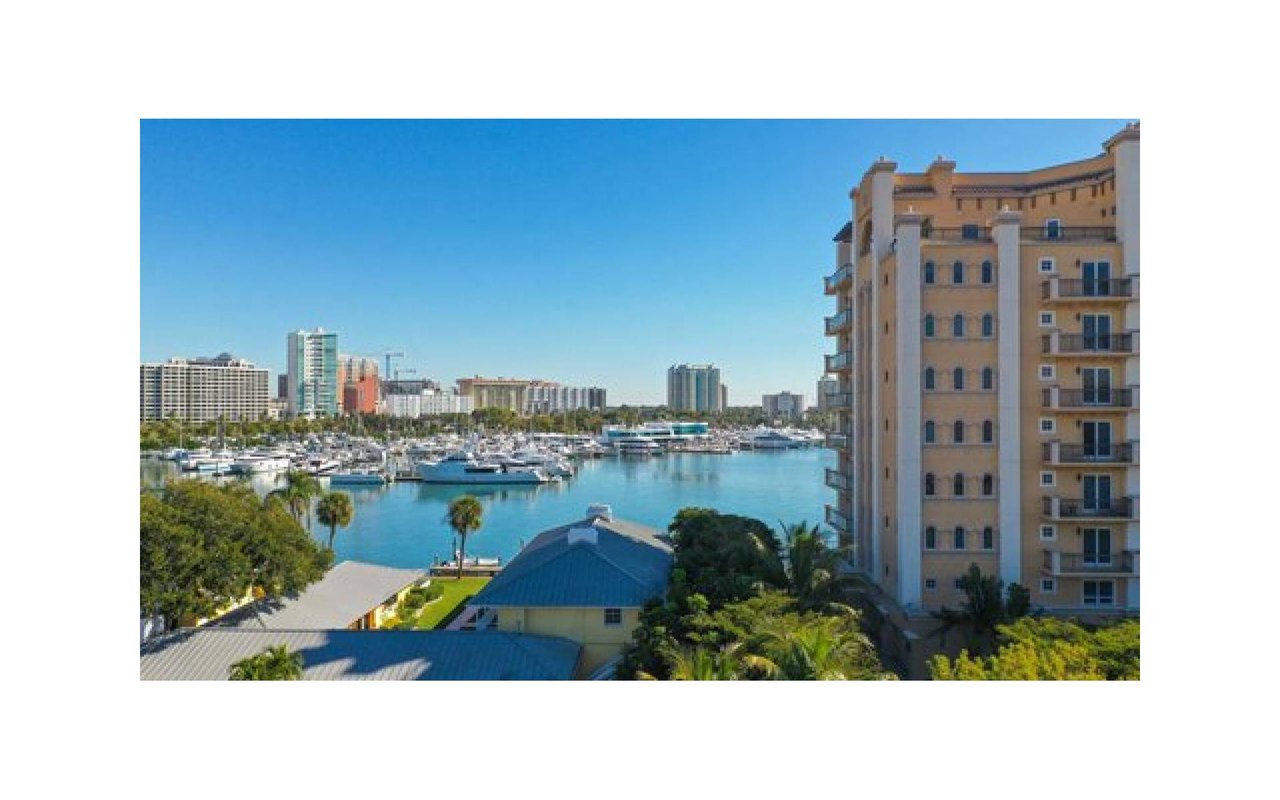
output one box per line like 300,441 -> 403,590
470,516 -> 673,609
140,629 -> 582,680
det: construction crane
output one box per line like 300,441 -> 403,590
382,351 -> 405,381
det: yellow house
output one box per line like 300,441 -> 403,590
208,561 -> 427,631
467,505 -> 674,679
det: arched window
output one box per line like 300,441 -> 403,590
924,261 -> 935,284
953,526 -> 965,549
953,261 -> 964,284
982,314 -> 994,337
953,367 -> 965,391
982,367 -> 994,391
982,526 -> 994,550
981,260 -> 993,284
924,314 -> 935,338
924,420 -> 936,444
953,420 -> 965,444
982,420 -> 994,443
924,367 -> 936,391
924,473 -> 936,496
925,526 -> 937,550
953,474 -> 965,496
953,314 -> 965,338
982,474 -> 994,496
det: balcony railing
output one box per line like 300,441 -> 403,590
1043,549 -> 1139,576
824,263 -> 853,295
829,392 -> 853,408
1021,226 -> 1117,242
825,432 -> 851,450
825,351 -> 853,373
1044,496 -> 1135,520
825,468 -> 853,493
1042,332 -> 1136,355
1041,278 -> 1134,301
1042,441 -> 1136,465
1042,387 -> 1135,409
921,226 -> 993,242
825,504 -> 851,532
825,309 -> 853,335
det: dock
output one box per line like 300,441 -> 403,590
429,563 -> 503,578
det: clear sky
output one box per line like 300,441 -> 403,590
141,119 -> 1130,405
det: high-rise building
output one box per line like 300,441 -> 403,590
277,374 -> 288,400
456,376 -> 534,412
816,376 -> 839,411
667,364 -> 723,413
524,382 -> 607,414
337,355 -> 380,414
140,354 -> 269,421
286,328 -> 339,418
342,374 -> 380,415
763,392 -> 806,419
824,123 -> 1139,624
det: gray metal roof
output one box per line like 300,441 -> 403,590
213,561 -> 427,630
140,629 -> 582,680
470,515 -> 673,609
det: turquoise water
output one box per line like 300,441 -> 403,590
141,448 -> 834,569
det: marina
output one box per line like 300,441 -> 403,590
141,444 -> 834,570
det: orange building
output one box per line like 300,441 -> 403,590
343,374 -> 380,415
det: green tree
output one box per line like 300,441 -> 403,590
930,563 -> 1031,655
446,494 -> 484,581
667,507 -> 787,605
228,645 -> 304,680
315,491 -> 355,551
747,608 -> 890,680
268,470 -> 322,533
141,480 -> 332,628
929,617 -> 1138,680
779,520 -> 863,608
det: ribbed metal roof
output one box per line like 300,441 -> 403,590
470,515 -> 673,609
212,561 -> 427,630
139,629 -> 582,680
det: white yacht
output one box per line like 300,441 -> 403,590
328,467 -> 390,486
417,452 -> 551,484
231,452 -> 292,475
617,437 -> 663,456
749,429 -> 802,450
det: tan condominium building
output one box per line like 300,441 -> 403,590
140,354 -> 269,422
823,123 -> 1139,619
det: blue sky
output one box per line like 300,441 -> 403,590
141,119 -> 1130,405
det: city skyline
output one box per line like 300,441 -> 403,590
141,119 -> 1130,404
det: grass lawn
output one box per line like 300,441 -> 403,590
413,577 -> 491,630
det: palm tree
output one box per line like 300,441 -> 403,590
780,521 -> 864,608
930,563 -> 1032,655
315,491 -> 355,551
446,495 -> 484,581
268,471 -> 322,532
228,645 -> 304,680
749,612 -> 885,680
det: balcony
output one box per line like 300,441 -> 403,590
1042,441 -> 1136,465
829,392 -> 853,408
1042,387 -> 1135,410
1021,226 -> 1116,242
825,468 -> 853,493
1043,549 -> 1139,577
825,504 -> 851,533
1042,332 -> 1136,355
1043,496 -> 1136,520
825,308 -> 853,336
1041,278 -> 1134,302
824,263 -> 853,295
921,226 -> 993,243
825,431 -> 851,450
825,351 -> 853,373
